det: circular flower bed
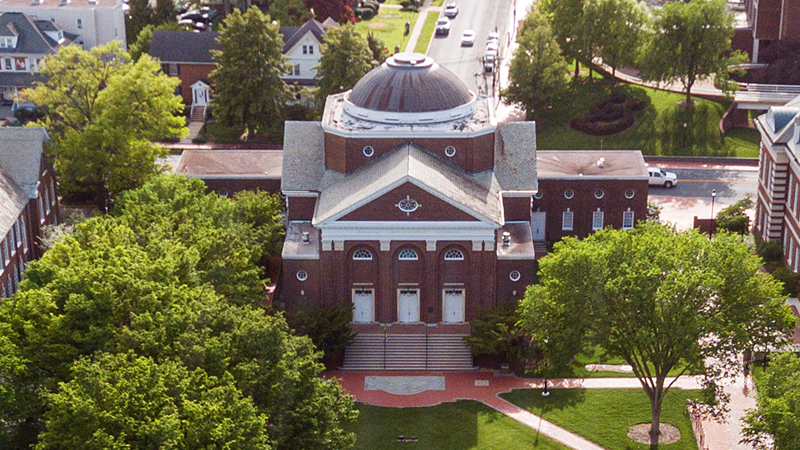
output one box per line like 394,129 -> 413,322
569,92 -> 646,136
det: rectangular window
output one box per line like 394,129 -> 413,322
622,211 -> 634,229
44,188 -> 50,214
293,65 -> 300,75
2,239 -> 8,264
168,64 -> 179,76
77,18 -> 83,29
38,197 -> 44,223
562,210 -> 573,231
20,218 -> 27,252
303,45 -> 308,54
49,179 -> 56,206
0,40 -> 6,48
11,223 -> 18,253
4,59 -> 11,71
7,278 -> 12,296
592,210 -> 604,231
1,285 -> 6,298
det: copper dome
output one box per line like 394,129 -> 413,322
347,53 -> 473,114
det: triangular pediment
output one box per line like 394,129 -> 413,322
312,144 -> 502,226
338,181 -> 483,222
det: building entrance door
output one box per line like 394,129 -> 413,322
397,289 -> 420,323
531,211 -> 546,241
352,289 -> 374,323
443,289 -> 465,323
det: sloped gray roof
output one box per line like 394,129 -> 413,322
281,19 -> 327,53
313,143 -> 502,225
281,121 -> 326,191
0,71 -> 44,87
0,127 -> 47,199
0,12 -> 62,54
494,122 -> 538,190
0,169 -> 29,238
149,30 -> 221,64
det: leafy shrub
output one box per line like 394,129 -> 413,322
772,266 -> 800,297
716,195 -> 754,235
284,301 -> 355,370
463,301 -> 537,373
355,7 -> 375,19
569,92 -> 639,136
756,239 -> 784,264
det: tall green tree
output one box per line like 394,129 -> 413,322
314,24 -> 374,103
539,0 -> 586,77
519,222 -> 795,446
583,0 -> 646,77
716,194 -> 755,235
37,352 -> 270,450
0,176 -> 354,450
638,0 -> 746,105
504,7 -> 567,118
24,43 -> 186,211
269,0 -> 310,26
366,31 -> 389,66
210,7 -> 290,138
125,0 -> 153,46
153,0 -> 176,26
742,353 -> 800,450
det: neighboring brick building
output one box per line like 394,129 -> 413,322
173,149 -> 283,196
754,95 -> 800,268
0,127 -> 59,298
148,18 -> 335,118
740,0 -> 800,61
534,151 -> 649,242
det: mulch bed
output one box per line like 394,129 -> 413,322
627,422 -> 681,445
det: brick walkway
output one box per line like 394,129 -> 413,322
330,370 -> 706,450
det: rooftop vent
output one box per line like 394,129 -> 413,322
302,232 -> 310,244
59,0 -> 68,5
596,157 -> 605,169
31,0 -> 42,5
502,231 -> 511,247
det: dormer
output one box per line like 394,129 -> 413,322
0,23 -> 19,49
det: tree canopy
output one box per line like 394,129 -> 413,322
504,7 -> 568,118
539,0 -> 586,77
742,353 -> 800,450
0,176 -> 355,450
638,0 -> 746,105
210,7 -> 290,138
269,0 -> 311,26
24,43 -> 186,211
715,195 -> 755,235
305,0 -> 355,23
314,24 -> 375,104
582,0 -> 646,76
519,222 -> 795,445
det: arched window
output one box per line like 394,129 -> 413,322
353,249 -> 373,260
444,248 -> 464,260
398,249 -> 419,260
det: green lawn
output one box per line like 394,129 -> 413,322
354,6 -> 420,52
431,0 -> 445,5
724,127 -> 761,158
534,76 -> 759,158
414,11 -> 440,53
345,401 -> 569,449
501,388 -> 702,450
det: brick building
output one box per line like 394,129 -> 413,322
0,127 -> 59,298
754,95 -> 800,268
739,0 -> 800,61
174,149 -> 283,196
275,54 -> 649,371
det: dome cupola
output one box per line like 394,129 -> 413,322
344,53 -> 476,124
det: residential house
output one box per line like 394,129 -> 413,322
0,0 -> 126,49
0,127 -> 59,298
0,12 -> 75,103
148,18 -> 335,119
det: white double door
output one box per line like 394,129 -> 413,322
353,289 -> 374,323
397,289 -> 420,323
443,289 -> 465,323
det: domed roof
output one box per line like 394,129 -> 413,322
347,53 -> 473,114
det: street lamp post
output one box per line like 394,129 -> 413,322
711,190 -> 717,233
542,378 -> 549,397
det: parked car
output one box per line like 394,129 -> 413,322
485,41 -> 499,53
647,167 -> 678,187
461,30 -> 475,46
484,54 -> 496,73
444,3 -> 459,17
487,31 -> 499,44
435,17 -> 451,36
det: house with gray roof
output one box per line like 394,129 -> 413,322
0,12 -> 75,103
0,127 -> 59,299
149,18 -> 335,121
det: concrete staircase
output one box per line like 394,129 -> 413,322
190,105 -> 207,122
533,241 -> 548,259
343,333 -> 473,371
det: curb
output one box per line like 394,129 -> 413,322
644,156 -> 759,166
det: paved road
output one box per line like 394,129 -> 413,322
647,165 -> 759,229
649,167 -> 758,201
426,0 -> 514,94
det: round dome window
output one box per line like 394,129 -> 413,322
564,189 -> 575,200
445,146 -> 456,157
509,271 -> 521,282
296,270 -> 308,281
363,146 -> 375,157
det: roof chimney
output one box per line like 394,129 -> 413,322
502,231 -> 511,247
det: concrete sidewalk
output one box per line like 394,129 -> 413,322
404,0 -> 441,53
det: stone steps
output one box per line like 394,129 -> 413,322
343,332 -> 473,371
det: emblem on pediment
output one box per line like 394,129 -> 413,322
396,195 -> 421,215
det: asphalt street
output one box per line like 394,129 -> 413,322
426,0 -> 514,95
